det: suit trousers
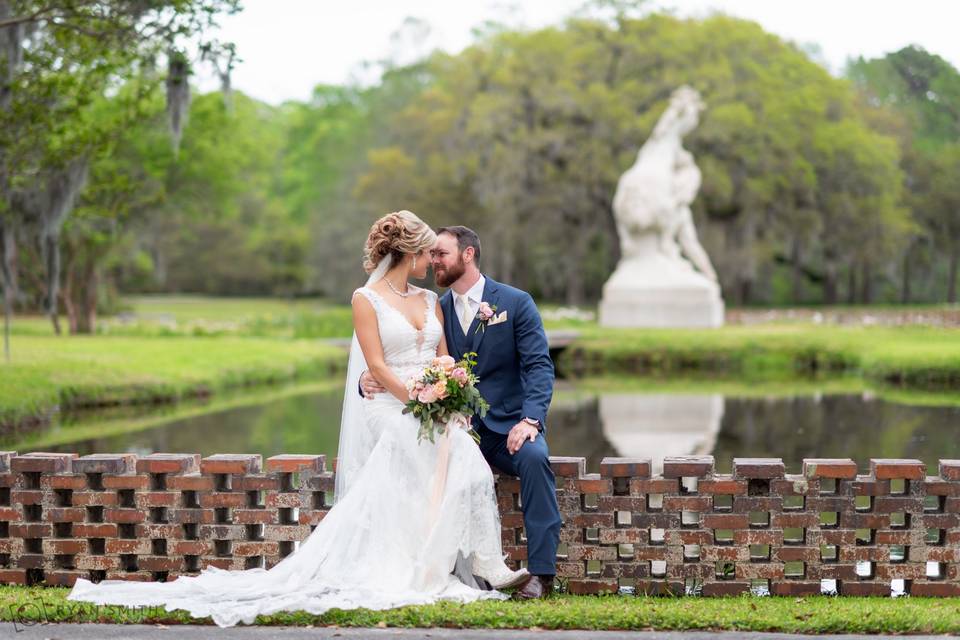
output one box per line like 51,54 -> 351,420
475,423 -> 562,576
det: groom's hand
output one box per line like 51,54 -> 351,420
359,370 -> 386,398
507,421 -> 538,455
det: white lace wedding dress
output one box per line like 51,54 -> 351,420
67,286 -> 513,627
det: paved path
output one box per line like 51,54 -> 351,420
2,625 -> 955,639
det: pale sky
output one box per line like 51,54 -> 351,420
194,0 -> 960,104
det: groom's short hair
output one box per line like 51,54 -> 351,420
437,225 -> 481,265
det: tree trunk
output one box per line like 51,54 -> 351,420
495,226 -> 514,287
62,248 -> 98,334
62,252 -> 78,334
565,225 -> 587,306
823,262 -> 837,304
790,237 -> 803,304
41,233 -> 62,335
0,220 -> 12,362
78,262 -> 97,334
738,278 -> 752,306
948,244 -> 959,304
2,223 -> 16,303
152,245 -> 168,287
859,260 -> 873,304
900,243 -> 912,304
845,265 -> 857,305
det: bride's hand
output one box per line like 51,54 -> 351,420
359,370 -> 386,398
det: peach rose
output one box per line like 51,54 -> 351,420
433,355 -> 456,373
432,380 -> 449,400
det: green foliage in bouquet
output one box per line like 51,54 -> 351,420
403,352 -> 489,444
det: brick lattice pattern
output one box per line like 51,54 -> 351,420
0,451 -> 957,597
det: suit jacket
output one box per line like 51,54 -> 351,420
441,276 -> 554,435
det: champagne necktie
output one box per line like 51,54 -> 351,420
458,294 -> 473,334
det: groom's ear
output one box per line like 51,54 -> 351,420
462,246 -> 476,264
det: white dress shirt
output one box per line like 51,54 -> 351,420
454,274 -> 485,335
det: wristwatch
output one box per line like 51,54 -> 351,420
522,417 -> 541,430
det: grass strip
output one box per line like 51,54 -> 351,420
560,324 -> 960,389
2,587 -> 960,634
0,336 -> 345,429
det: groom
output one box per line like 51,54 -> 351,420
362,226 -> 562,599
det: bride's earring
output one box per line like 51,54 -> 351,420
412,255 -> 417,270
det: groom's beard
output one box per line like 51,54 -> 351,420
433,258 -> 465,288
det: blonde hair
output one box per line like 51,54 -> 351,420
363,210 -> 437,274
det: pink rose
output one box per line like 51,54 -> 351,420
418,385 -> 438,404
451,367 -> 468,385
432,381 -> 449,400
433,355 -> 456,373
478,302 -> 495,321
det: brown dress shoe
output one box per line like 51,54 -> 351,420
511,575 -> 554,600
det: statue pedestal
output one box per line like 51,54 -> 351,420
599,252 -> 724,328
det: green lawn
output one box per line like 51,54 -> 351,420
3,586 -> 960,633
0,335 -> 345,427
9,295 -> 355,339
561,323 -> 960,388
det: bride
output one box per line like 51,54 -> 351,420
67,210 -> 528,627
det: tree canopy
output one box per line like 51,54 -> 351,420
5,7 -> 960,328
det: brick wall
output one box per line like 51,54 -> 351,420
1,451 -> 958,597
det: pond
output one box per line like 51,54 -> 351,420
5,379 -> 959,475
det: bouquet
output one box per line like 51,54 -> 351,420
403,352 -> 489,444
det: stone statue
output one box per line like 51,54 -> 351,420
599,85 -> 725,328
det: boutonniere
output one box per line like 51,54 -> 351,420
475,301 -> 497,334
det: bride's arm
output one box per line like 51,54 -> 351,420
352,293 -> 411,403
434,299 -> 450,358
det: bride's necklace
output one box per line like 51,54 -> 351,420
384,277 -> 411,298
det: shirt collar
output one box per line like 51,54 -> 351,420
462,274 -> 485,304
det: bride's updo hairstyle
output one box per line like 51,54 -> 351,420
363,210 -> 437,274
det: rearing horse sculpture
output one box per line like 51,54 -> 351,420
612,85 -> 718,281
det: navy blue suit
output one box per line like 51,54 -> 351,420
441,276 -> 562,576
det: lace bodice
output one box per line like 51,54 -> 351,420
353,286 -> 442,381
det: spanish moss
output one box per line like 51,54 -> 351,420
166,49 -> 191,156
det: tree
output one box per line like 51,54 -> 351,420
848,46 -> 960,303
0,0 -> 238,349
342,13 -> 907,305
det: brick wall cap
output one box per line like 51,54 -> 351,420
201,454 -> 262,474
802,458 -> 857,479
72,453 -> 137,475
663,455 -> 714,478
136,453 -> 201,475
599,457 -> 651,478
549,456 -> 586,477
11,452 -> 78,473
733,457 -> 785,479
939,459 -> 960,481
266,455 -> 326,473
870,458 -> 926,480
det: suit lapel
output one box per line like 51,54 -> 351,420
470,277 -> 500,354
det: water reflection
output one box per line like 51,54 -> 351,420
9,384 -> 960,476
546,391 -> 960,474
598,394 -> 723,475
